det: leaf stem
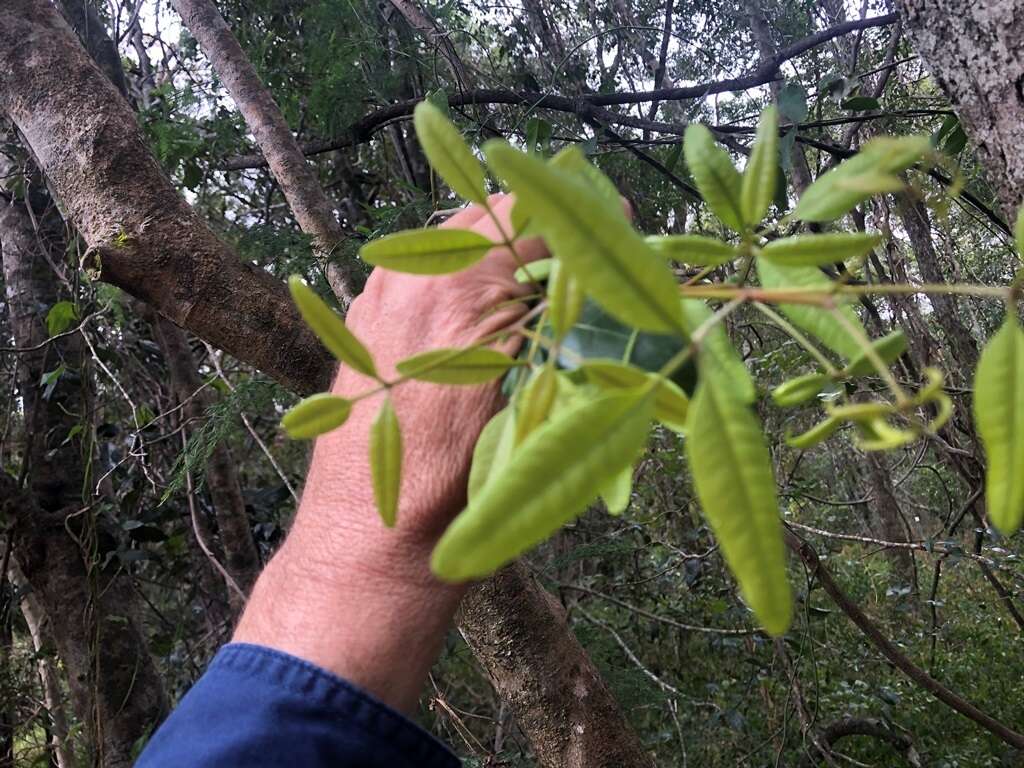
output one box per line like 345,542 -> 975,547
829,307 -> 911,407
753,302 -> 839,375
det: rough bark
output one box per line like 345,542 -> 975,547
153,315 -> 261,601
863,452 -> 917,589
0,0 -> 334,396
8,561 -> 73,768
458,562 -> 654,768
895,194 -> 979,376
1,184 -> 166,766
168,0 -> 362,307
898,0 -> 1024,220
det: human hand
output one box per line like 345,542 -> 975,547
234,193 -> 547,711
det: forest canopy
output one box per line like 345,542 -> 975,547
2,0 -> 1024,766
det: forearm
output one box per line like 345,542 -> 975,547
233,521 -> 465,713
233,371 -> 492,713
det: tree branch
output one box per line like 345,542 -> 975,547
221,13 -> 898,169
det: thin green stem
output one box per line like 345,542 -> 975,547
829,307 -> 911,407
753,302 -> 839,375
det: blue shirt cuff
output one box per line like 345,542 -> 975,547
137,642 -> 459,767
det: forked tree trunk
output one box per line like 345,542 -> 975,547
0,0 -> 334,396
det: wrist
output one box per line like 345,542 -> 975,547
234,508 -> 466,712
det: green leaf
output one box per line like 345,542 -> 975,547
741,106 -> 778,227
680,299 -> 756,403
425,89 -> 450,116
46,300 -> 79,337
397,347 -> 522,384
759,233 -> 881,268
1015,207 -> 1024,257
941,125 -> 968,156
778,81 -> 808,124
786,417 -> 842,449
974,317 -> 1024,534
515,366 -> 559,444
369,398 -> 402,527
854,417 -> 917,452
39,364 -> 65,400
468,407 -> 516,500
683,124 -> 745,232
360,228 -> 493,274
841,95 -> 880,111
514,258 -> 553,283
843,330 -> 908,377
432,389 -> 655,581
484,141 -> 684,334
558,301 -> 695,394
526,117 -> 552,155
756,259 -> 864,360
771,372 -> 829,407
645,234 -> 738,267
579,359 -> 689,431
792,136 -> 930,222
686,380 -> 792,635
548,260 -> 584,340
665,140 -> 684,173
600,466 -> 633,516
549,145 -> 620,204
288,276 -> 377,377
282,394 -> 352,439
413,101 -> 487,203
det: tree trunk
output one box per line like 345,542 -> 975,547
168,0 -> 361,307
0,0 -> 334,397
898,0 -> 1024,221
0,176 -> 166,767
895,194 -> 979,376
152,315 -> 261,603
8,562 -> 74,768
458,563 -> 654,768
863,452 -> 917,589
384,0 -> 474,90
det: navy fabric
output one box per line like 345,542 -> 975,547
136,643 -> 459,767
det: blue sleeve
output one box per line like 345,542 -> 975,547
136,643 -> 459,768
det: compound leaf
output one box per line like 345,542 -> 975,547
485,141 -> 684,334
